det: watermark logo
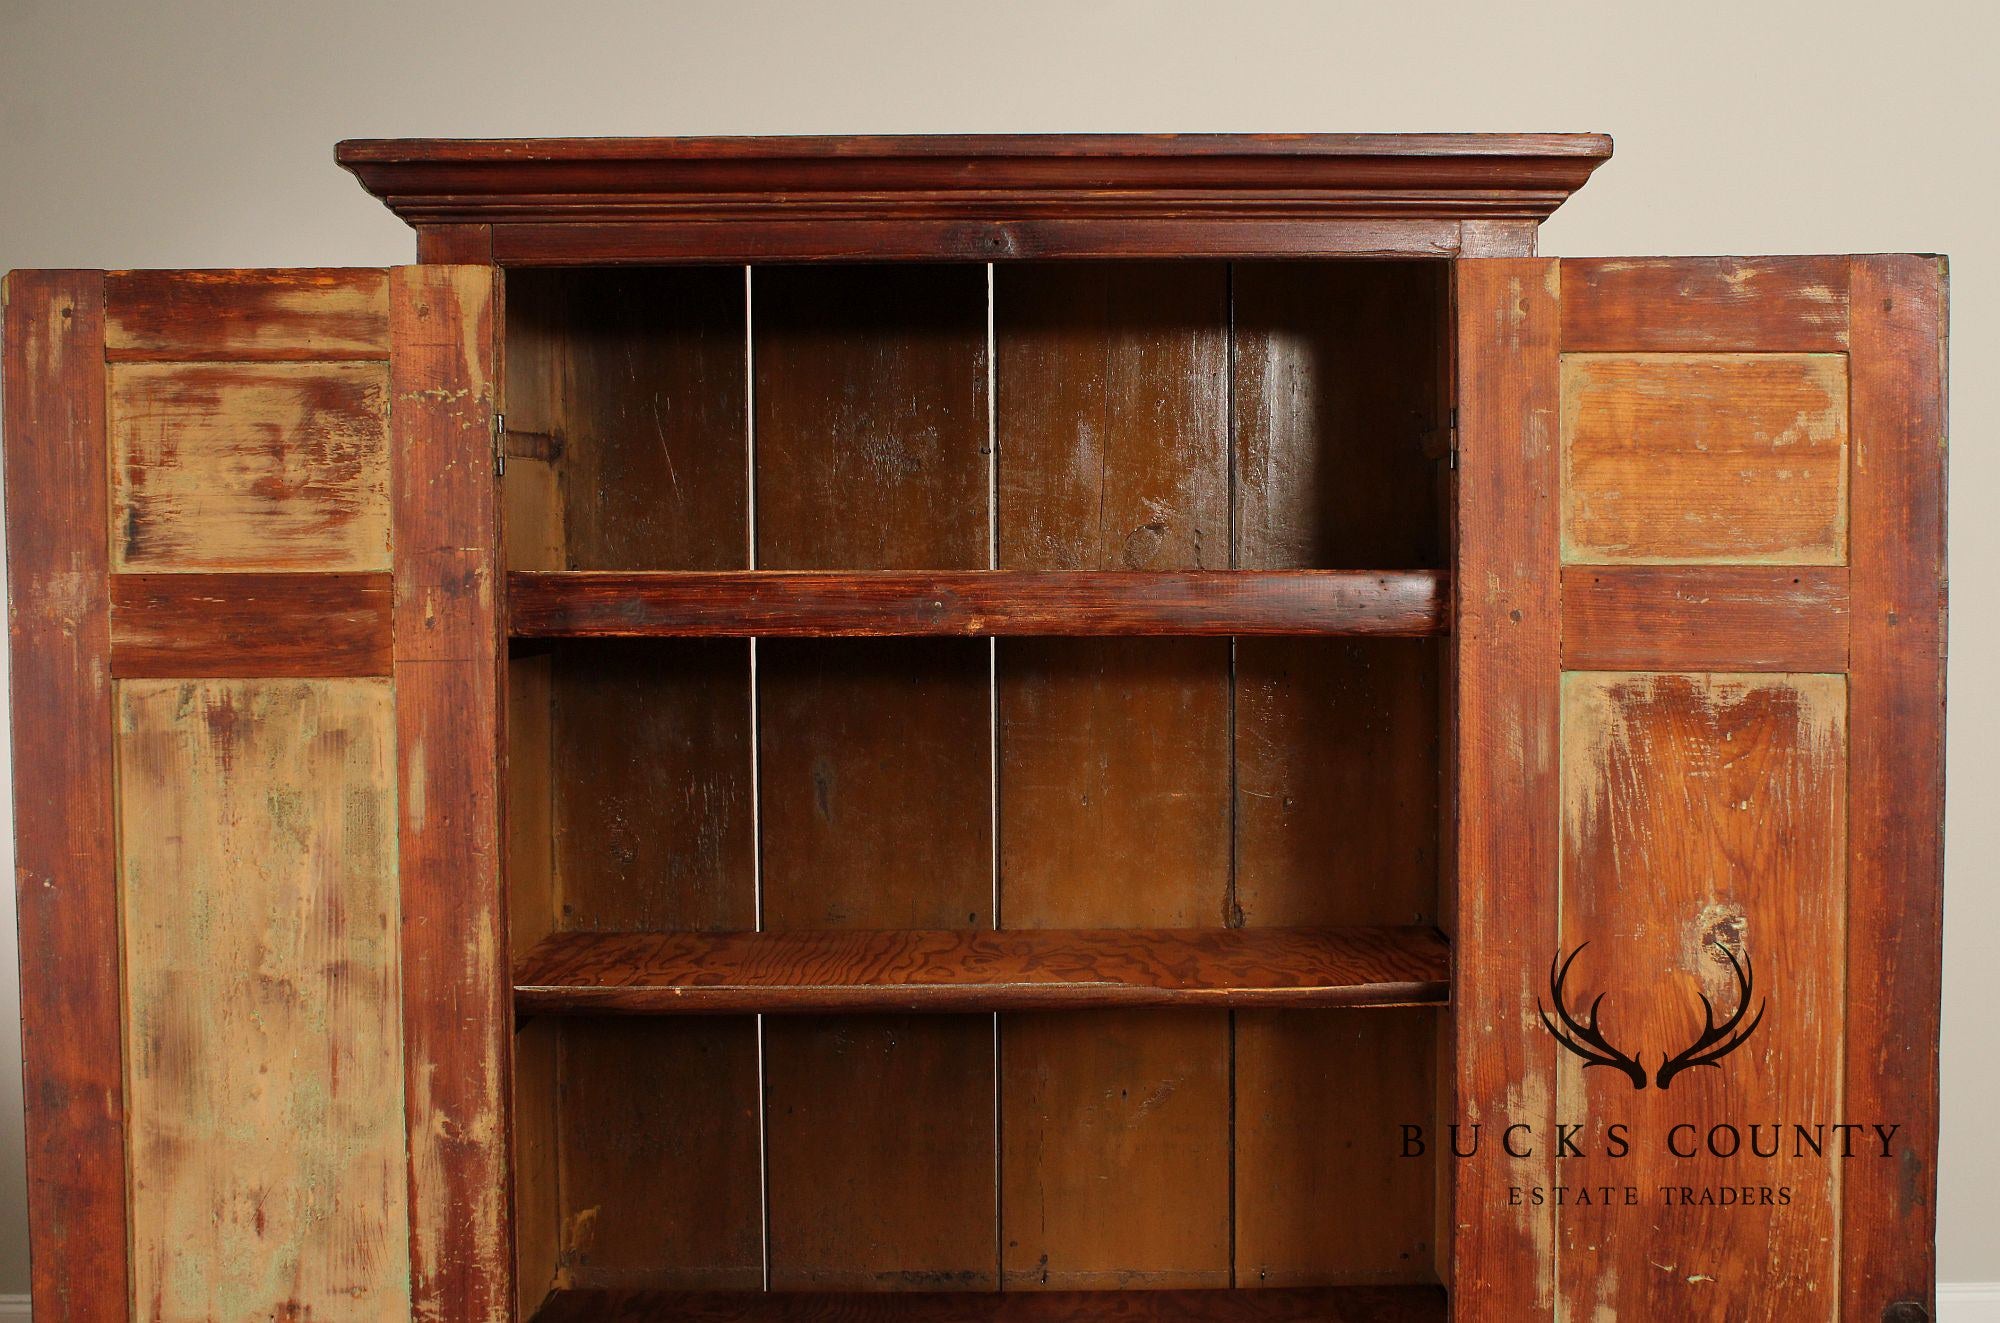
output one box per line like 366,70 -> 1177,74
1538,940 -> 1766,1091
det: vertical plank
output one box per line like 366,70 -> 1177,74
993,263 -> 1231,1290
509,655 -> 560,1317
119,678 -> 409,1323
1231,262 -> 1447,1286
1451,258 -> 1561,1319
1557,672 -> 1844,1320
1843,255 -> 1947,1319
2,270 -> 128,1323
391,265 -> 511,1323
753,264 -> 995,1290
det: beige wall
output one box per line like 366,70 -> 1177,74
1,0 -> 1993,1295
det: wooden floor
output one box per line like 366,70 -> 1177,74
530,1285 -> 1449,1322
514,925 -> 1451,1014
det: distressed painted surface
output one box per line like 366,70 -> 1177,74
1561,353 -> 1848,565
1560,257 -> 1850,353
111,361 -> 391,571
118,678 -> 408,1323
106,269 -> 391,361
1558,671 -> 1845,1321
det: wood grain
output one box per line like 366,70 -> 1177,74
509,569 -> 1446,637
1557,672 -> 1845,1320
555,1019 -> 764,1291
110,570 -> 392,676
1229,261 -> 1448,1288
753,264 -> 995,1292
509,654 -> 560,1316
551,267 -> 748,571
1233,1009 -> 1438,1285
1559,565 -> 1849,672
1560,352 -> 1849,565
1843,255 -> 1947,1320
390,265 -> 511,1323
1560,256 -> 1849,353
2,269 -> 128,1323
528,1283 -> 1448,1322
515,926 -> 1450,1014
118,678 -> 408,1323
110,360 -> 392,571
1451,259 -> 1561,1318
994,263 -> 1230,1291
106,268 -> 390,361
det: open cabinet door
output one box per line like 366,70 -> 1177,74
4,267 -> 509,1323
1452,257 -> 1945,1322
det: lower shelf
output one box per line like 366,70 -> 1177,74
515,925 -> 1451,1014
530,1286 -> 1448,1322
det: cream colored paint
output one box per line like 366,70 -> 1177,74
1,0 -> 1994,1295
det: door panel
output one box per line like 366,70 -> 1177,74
5,265 -> 507,1323
1453,255 -> 1945,1322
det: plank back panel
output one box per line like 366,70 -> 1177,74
753,263 -> 996,1291
994,263 -> 1231,1290
1557,672 -> 1844,1319
119,678 -> 409,1323
3,270 -> 128,1323
1230,261 -> 1448,1287
1560,352 -> 1849,565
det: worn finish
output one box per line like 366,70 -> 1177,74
389,265 -> 511,1323
1560,352 -> 1849,565
1229,261 -> 1448,1288
753,263 -> 995,1292
1559,565 -> 1849,672
340,133 -> 1611,263
528,1284 -> 1449,1322
110,570 -> 392,677
556,1019 -> 764,1291
110,359 -> 392,571
516,925 -> 1450,1014
106,268 -> 390,360
119,678 -> 409,1323
1557,672 -> 1846,1320
510,569 -> 1445,637
1452,259 -> 1562,1318
3,270 -> 128,1323
1233,1009 -> 1438,1285
1843,256 -> 1948,1319
1561,256 -> 1849,353
994,262 -> 1231,1292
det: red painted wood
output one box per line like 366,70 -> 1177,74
507,570 -> 1447,638
3,270 -> 129,1323
529,1284 -> 1448,1322
1560,565 -> 1849,672
514,925 -> 1451,1015
111,571 -> 392,677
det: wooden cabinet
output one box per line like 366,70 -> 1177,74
3,135 -> 1945,1322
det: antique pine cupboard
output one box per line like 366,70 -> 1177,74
2,134 -> 1946,1322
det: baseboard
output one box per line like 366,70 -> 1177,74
1941,1283 -> 2000,1322
0,1295 -> 27,1322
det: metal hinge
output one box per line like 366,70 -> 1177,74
1447,406 -> 1459,470
493,411 -> 506,477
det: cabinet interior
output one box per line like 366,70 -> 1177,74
501,260 -> 1454,1317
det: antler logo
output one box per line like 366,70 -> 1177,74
1538,941 -> 1766,1091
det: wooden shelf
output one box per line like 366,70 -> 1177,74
507,570 -> 1447,639
530,1285 -> 1447,1322
514,925 -> 1450,1015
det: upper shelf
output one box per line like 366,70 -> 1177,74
335,132 -> 1612,263
508,570 -> 1448,639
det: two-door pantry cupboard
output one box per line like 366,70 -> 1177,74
3,134 -> 1946,1322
